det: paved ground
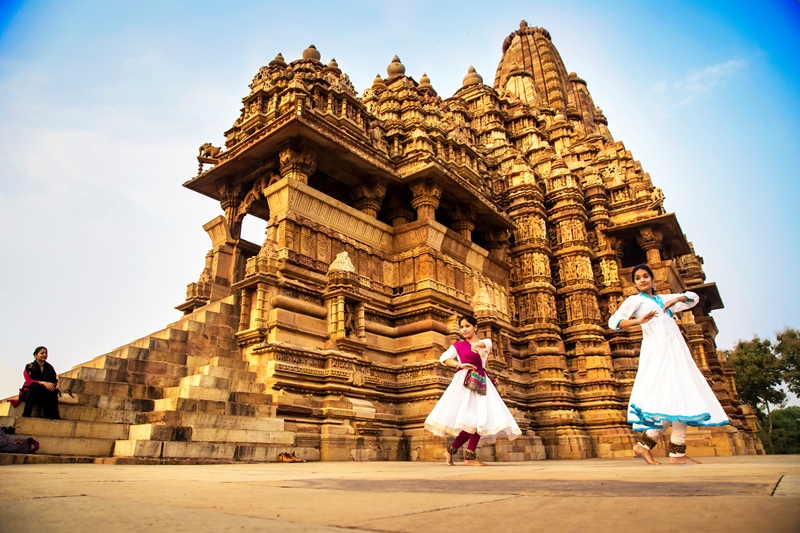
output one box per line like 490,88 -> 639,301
1,455 -> 798,532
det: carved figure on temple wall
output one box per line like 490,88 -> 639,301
576,256 -> 592,279
521,254 -> 532,277
612,188 -> 630,203
514,216 -> 527,241
599,299 -> 609,322
555,299 -> 567,324
548,226 -> 557,248
344,303 -> 356,337
533,253 -> 549,277
450,117 -> 470,144
368,119 -> 388,152
557,221 -> 568,243
543,297 -> 557,324
593,262 -> 604,285
587,230 -> 598,251
199,143 -> 222,159
599,258 -> 617,285
649,187 -> 665,214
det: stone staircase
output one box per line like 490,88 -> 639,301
0,296 -> 311,464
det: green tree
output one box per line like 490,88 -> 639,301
770,406 -> 800,455
726,336 -> 785,454
776,328 -> 800,396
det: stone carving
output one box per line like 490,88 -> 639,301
368,119 -> 388,152
649,187 -> 665,214
329,251 -> 356,273
199,143 -> 222,159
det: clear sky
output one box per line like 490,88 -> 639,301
1,0 -> 798,399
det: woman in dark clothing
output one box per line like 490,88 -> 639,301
19,346 -> 60,419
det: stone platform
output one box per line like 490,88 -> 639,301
0,455 -> 797,532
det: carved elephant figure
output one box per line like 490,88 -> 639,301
198,143 -> 222,158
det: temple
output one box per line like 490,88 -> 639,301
1,22 -> 762,463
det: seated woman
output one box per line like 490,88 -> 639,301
16,346 -> 61,419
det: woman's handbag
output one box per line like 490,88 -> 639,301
58,390 -> 79,405
463,370 -> 487,395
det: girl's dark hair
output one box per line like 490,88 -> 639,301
33,346 -> 47,356
459,315 -> 478,327
631,264 -> 656,294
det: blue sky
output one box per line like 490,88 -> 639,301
1,0 -> 798,399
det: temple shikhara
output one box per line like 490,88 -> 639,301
1,22 -> 763,463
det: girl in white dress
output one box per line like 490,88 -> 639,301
424,315 -> 521,466
609,264 -> 729,465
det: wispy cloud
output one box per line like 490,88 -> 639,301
651,58 -> 748,118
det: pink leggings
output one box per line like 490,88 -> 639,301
451,431 -> 481,452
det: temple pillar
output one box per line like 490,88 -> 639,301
217,181 -> 244,241
449,205 -> 476,240
482,229 -> 510,263
351,179 -> 387,218
385,195 -> 415,226
279,145 -> 317,184
409,180 -> 442,220
636,226 -> 663,264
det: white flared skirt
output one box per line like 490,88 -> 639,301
629,332 -> 729,432
424,369 -> 522,443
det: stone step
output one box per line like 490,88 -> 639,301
69,369 -> 181,389
150,397 -> 275,417
68,380 -> 160,400
162,385 -> 230,402
86,394 -> 156,412
150,328 -> 189,343
112,439 -> 164,457
127,424 -> 192,441
181,412 -> 283,431
114,440 -> 238,460
33,435 -> 115,456
131,336 -> 172,351
0,402 -> 144,426
178,374 -> 260,390
209,356 -> 250,371
0,402 -> 20,417
57,404 -> 142,424
190,427 -> 294,444
13,417 -> 129,440
181,374 -> 233,390
0,454 -> 98,466
196,365 -> 256,382
109,340 -> 188,361
228,391 -> 272,404
138,411 -> 283,431
185,353 -> 243,371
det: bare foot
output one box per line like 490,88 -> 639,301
464,458 -> 486,466
669,455 -> 702,465
633,444 -> 661,465
444,448 -> 454,466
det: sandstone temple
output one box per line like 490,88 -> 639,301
1,21 -> 763,463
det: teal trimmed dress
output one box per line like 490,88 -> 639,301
609,291 -> 729,432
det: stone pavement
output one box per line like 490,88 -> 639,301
1,455 -> 798,533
